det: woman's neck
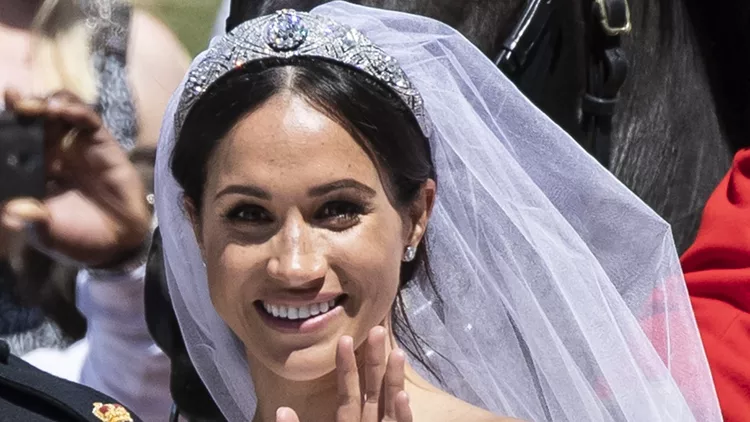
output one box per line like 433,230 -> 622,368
0,0 -> 43,29
250,364 -> 341,422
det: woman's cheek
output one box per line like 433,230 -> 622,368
331,222 -> 403,308
207,245 -> 259,326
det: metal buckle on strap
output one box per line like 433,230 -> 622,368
594,0 -> 632,36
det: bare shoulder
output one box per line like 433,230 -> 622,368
128,9 -> 190,73
127,9 -> 190,148
442,399 -> 524,422
449,406 -> 522,422
471,410 -> 524,422
411,388 -> 523,422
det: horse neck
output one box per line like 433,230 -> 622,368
610,0 -> 732,252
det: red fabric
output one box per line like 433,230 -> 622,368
682,148 -> 750,421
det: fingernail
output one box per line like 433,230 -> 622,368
15,98 -> 44,112
1,214 -> 24,231
400,391 -> 410,403
6,200 -> 41,216
276,407 -> 292,418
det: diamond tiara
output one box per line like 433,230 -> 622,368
175,9 -> 429,136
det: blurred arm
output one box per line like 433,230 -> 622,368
77,265 -> 172,422
127,9 -> 190,149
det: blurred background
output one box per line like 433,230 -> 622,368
135,0 -> 223,56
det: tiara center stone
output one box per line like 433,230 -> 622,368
264,10 -> 309,51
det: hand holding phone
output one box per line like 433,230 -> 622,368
0,89 -> 150,267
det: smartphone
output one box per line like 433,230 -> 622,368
0,111 -> 45,202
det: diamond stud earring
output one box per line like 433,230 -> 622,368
403,245 -> 417,262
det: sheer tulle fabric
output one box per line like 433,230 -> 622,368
154,2 -> 721,421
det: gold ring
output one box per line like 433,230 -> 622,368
61,128 -> 79,152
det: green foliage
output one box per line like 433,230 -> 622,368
140,0 -> 223,57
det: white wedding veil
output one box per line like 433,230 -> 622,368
154,2 -> 721,421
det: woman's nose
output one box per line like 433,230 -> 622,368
266,214 -> 327,287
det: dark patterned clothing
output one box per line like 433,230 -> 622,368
92,5 -> 139,151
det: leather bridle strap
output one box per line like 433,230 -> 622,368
581,0 -> 631,167
494,0 -> 557,80
495,0 -> 631,169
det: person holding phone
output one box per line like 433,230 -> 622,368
0,0 -> 187,420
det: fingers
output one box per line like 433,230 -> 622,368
336,336 -> 361,422
276,407 -> 301,422
0,198 -> 49,259
46,95 -> 102,133
4,89 -> 22,113
362,326 -> 387,421
5,89 -> 45,116
1,199 -> 49,232
394,391 -> 413,422
4,90 -> 101,134
383,348 -> 406,420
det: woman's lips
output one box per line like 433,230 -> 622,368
255,296 -> 346,334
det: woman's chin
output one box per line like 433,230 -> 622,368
275,355 -> 337,382
255,343 -> 339,382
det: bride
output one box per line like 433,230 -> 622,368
0,2 -> 721,421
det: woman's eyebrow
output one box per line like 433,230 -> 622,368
215,184 -> 271,200
307,179 -> 377,197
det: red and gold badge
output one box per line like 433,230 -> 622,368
91,402 -> 134,422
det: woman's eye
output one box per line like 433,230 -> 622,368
316,201 -> 364,227
227,205 -> 272,223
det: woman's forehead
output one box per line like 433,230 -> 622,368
207,94 -> 382,191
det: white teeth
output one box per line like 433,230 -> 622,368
262,298 -> 340,320
298,307 -> 310,319
288,307 -> 299,320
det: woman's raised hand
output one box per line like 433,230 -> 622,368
0,89 -> 150,267
277,326 -> 413,422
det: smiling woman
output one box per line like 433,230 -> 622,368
172,58 -> 446,398
0,1 -> 724,420
150,3 -> 723,421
